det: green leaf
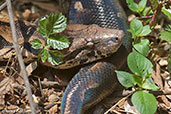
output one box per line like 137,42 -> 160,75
46,13 -> 67,35
38,49 -> 48,63
131,90 -> 157,114
146,77 -> 155,84
116,71 -> 136,88
165,25 -> 171,32
47,35 -> 70,50
126,0 -> 139,12
129,19 -> 152,38
30,39 -> 42,49
127,50 -> 153,78
162,7 -> 171,20
36,13 -> 69,66
127,29 -> 135,38
38,13 -> 67,37
142,7 -> 153,16
133,75 -> 143,87
142,82 -> 159,91
139,25 -> 151,36
129,18 -> 143,38
48,50 -> 63,65
160,31 -> 171,42
149,0 -> 158,11
133,39 -> 150,56
39,17 -> 48,37
138,0 -> 147,12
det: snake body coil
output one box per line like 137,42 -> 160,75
0,0 -> 131,113
61,0 -> 131,114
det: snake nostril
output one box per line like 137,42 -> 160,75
115,36 -> 119,41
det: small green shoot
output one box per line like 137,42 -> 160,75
118,0 -> 171,113
30,13 -> 70,65
126,0 -> 147,14
128,18 -> 151,39
116,49 -> 159,114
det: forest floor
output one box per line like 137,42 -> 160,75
0,0 -> 170,114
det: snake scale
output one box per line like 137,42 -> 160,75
0,0 -> 131,114
61,0 -> 131,114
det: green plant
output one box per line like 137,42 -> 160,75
126,0 -> 148,15
160,25 -> 171,42
116,49 -> 159,114
116,0 -> 171,114
128,18 -> 151,39
30,13 -> 70,65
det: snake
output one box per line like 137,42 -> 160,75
0,0 -> 131,114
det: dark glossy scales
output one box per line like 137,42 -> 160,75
61,62 -> 118,114
69,0 -> 131,50
61,0 -> 131,114
0,36 -> 12,49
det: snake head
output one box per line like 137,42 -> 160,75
50,24 -> 124,69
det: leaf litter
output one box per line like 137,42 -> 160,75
0,0 -> 170,114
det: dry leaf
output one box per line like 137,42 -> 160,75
0,76 -> 13,95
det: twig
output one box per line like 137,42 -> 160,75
104,91 -> 135,114
0,0 -> 15,11
6,0 -> 36,114
38,77 -> 43,96
3,55 -> 12,76
0,2 -> 7,11
41,81 -> 62,87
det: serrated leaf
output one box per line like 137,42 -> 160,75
30,39 -> 42,49
131,90 -> 157,114
139,25 -> 151,36
48,50 -> 63,65
116,71 -> 136,88
38,49 -> 48,63
142,82 -> 159,91
126,0 -> 139,12
133,39 -> 150,56
46,13 -> 67,35
47,35 -> 70,50
160,31 -> 171,42
39,17 -> 48,37
127,50 -> 153,78
162,7 -> 171,20
138,0 -> 147,12
129,18 -> 143,38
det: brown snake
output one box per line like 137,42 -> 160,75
0,18 -> 124,69
0,0 -> 131,113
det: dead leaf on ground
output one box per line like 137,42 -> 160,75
0,75 -> 14,95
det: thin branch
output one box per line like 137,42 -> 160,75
0,2 -> 7,11
104,91 -> 135,114
6,0 -> 36,114
0,0 -> 15,11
